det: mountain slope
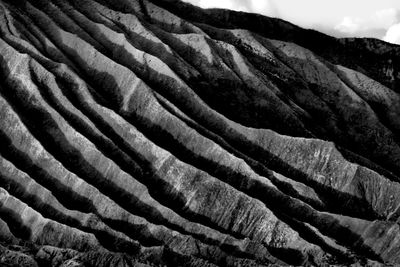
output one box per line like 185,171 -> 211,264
1,0 -> 400,266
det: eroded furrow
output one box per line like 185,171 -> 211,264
2,0 -> 400,265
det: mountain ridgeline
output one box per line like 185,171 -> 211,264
1,0 -> 400,266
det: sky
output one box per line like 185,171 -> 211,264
182,0 -> 400,44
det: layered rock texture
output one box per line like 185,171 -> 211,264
1,0 -> 400,266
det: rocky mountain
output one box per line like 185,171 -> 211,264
1,0 -> 400,266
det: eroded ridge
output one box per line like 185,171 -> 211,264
0,0 -> 400,266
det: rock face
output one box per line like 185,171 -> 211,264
0,0 -> 400,266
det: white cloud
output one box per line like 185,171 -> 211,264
384,23 -> 400,44
184,0 -> 247,12
373,8 -> 399,29
249,0 -> 277,16
183,0 -> 277,16
335,17 -> 364,34
250,0 -> 269,11
197,0 -> 235,10
182,0 -> 400,43
334,8 -> 400,39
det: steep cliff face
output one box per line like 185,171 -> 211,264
1,0 -> 400,266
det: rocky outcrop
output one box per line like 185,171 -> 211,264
0,0 -> 400,266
